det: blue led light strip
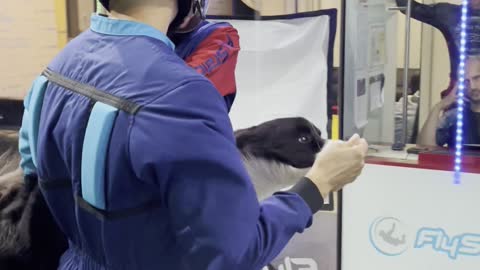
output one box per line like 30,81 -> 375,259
454,0 -> 469,184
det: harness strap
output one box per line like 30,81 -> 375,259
39,178 -> 162,220
38,178 -> 72,190
31,69 -> 156,220
42,69 -> 141,115
76,196 -> 163,221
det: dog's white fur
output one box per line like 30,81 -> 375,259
0,131 -> 314,201
241,154 -> 310,201
0,153 -> 310,202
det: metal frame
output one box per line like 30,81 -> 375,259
336,0 -> 346,268
392,0 -> 413,150
337,1 -> 414,269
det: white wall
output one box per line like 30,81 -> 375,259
320,1 -> 423,70
318,0 -> 341,67
429,0 -> 461,105
0,0 -> 60,99
396,12 -> 423,69
304,1 -> 423,70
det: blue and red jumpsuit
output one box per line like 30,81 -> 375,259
174,21 -> 240,112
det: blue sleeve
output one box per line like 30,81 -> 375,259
128,79 -> 315,269
436,109 -> 456,147
18,89 -> 37,176
395,0 -> 450,29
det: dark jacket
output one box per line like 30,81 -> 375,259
396,0 -> 480,80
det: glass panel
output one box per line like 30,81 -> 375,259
343,0 -> 424,148
343,0 -> 480,152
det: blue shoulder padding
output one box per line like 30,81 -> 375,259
81,102 -> 118,210
27,75 -> 49,167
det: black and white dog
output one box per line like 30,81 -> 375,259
0,117 -> 325,269
235,117 -> 324,200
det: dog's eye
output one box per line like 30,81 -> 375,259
298,136 -> 311,144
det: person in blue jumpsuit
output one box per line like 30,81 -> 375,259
17,0 -> 368,269
396,0 -> 480,98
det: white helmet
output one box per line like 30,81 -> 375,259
99,0 -> 210,33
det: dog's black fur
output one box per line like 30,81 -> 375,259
236,117 -> 325,200
235,117 -> 324,168
0,132 -> 68,270
0,117 -> 324,269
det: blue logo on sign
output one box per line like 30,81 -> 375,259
370,217 -> 480,260
415,228 -> 480,260
369,217 -> 409,256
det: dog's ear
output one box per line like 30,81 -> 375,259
234,125 -> 259,149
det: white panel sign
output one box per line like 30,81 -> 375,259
342,164 -> 480,270
220,15 -> 330,136
216,13 -> 335,269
